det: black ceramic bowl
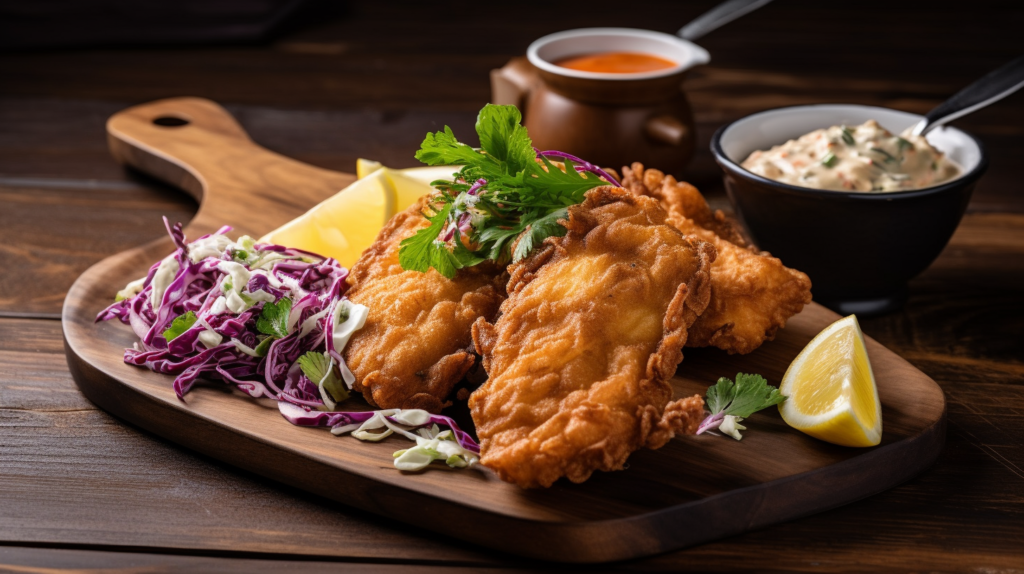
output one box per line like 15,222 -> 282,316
711,104 -> 988,315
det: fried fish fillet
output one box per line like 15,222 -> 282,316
343,196 -> 505,413
469,186 -> 714,488
620,163 -> 812,355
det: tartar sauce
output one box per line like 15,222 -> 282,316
741,120 -> 960,192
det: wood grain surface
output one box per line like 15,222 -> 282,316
2,0 -> 1022,570
61,97 -> 945,563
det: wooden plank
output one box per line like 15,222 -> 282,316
3,86 -> 1020,213
0,546 -> 506,573
861,213 -> 1024,377
1,1 -> 1022,107
3,319 -> 1021,570
1,1 -> 1023,567
0,180 -> 196,317
6,214 -> 1020,566
1,92 -> 1020,321
0,319 -> 495,564
56,97 -> 949,563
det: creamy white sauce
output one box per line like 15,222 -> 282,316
116,277 -> 146,302
188,234 -> 234,263
149,255 -> 180,308
741,120 -> 960,192
332,301 -> 369,375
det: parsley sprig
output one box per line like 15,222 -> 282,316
697,373 -> 787,440
256,297 -> 291,338
399,104 -> 611,278
162,311 -> 197,341
297,351 -> 349,408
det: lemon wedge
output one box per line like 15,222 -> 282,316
260,160 -> 453,268
778,315 -> 882,447
385,165 -> 462,188
259,169 -> 399,269
357,158 -> 460,203
386,168 -> 448,211
356,158 -> 383,179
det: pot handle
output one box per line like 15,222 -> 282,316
645,115 -> 689,146
490,57 -> 539,109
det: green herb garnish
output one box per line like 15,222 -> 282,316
253,336 -> 275,357
256,297 -> 292,338
697,373 -> 787,440
895,137 -> 913,153
162,311 -> 198,341
841,126 -> 856,146
870,147 -> 898,164
399,104 -> 608,278
821,152 -> 839,168
297,351 -> 349,406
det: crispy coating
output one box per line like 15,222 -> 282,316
469,186 -> 713,488
621,163 -> 813,355
343,197 -> 505,413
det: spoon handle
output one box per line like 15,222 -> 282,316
677,0 -> 774,41
911,54 -> 1024,136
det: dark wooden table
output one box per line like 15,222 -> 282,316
2,1 -> 1022,571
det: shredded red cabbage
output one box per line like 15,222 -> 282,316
98,218 -> 483,458
96,218 -> 350,407
535,149 -> 622,186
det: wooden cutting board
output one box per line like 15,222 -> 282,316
62,97 -> 946,564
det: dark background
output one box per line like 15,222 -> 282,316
1,1 -> 1022,571
3,1 -> 1022,204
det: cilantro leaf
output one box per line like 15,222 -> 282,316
475,104 -> 534,175
698,373 -> 786,438
297,351 -> 349,406
452,236 -> 488,267
398,203 -> 461,279
253,336 -> 275,357
512,207 -> 568,263
256,297 -> 292,338
401,104 -> 610,276
162,311 -> 197,341
704,375 -> 736,415
708,373 -> 786,417
415,126 -> 490,169
525,156 -> 605,206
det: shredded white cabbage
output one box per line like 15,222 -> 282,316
720,415 -> 747,441
393,428 -> 479,471
116,277 -> 146,302
332,300 -> 369,368
328,409 -> 479,471
188,234 -> 233,262
150,255 -> 179,308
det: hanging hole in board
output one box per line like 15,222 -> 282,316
153,116 -> 190,127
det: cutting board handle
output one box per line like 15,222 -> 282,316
106,97 -> 354,238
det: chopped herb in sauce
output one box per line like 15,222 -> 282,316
870,147 -> 898,164
741,119 -> 960,192
841,126 -> 856,146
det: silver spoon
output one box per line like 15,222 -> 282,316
911,54 -> 1024,136
677,0 -> 774,42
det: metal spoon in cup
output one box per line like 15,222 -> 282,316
678,0 -> 775,41
679,1 -> 1024,137
911,54 -> 1024,136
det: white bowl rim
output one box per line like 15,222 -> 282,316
526,27 -> 710,81
712,103 -> 988,199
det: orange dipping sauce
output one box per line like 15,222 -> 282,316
555,52 -> 677,74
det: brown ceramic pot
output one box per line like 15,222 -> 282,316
491,28 -> 709,176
